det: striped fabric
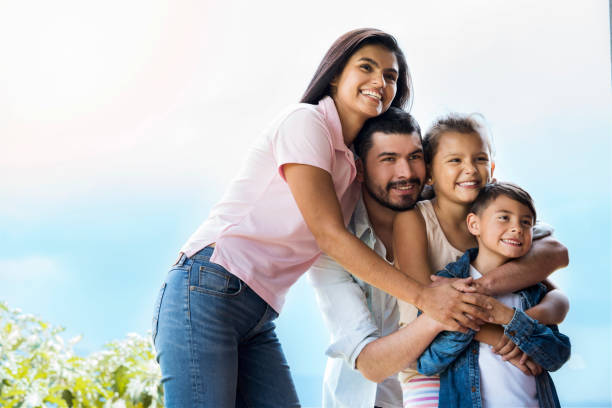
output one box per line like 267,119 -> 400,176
401,374 -> 440,408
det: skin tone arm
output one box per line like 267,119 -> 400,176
356,314 -> 445,383
283,164 -> 492,331
472,236 -> 569,296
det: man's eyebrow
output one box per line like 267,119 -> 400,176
377,152 -> 399,158
358,57 -> 398,74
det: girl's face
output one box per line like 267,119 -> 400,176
429,131 -> 493,205
331,44 -> 399,124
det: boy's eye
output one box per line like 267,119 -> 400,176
522,220 -> 533,227
497,215 -> 509,221
477,156 -> 489,162
448,158 -> 461,163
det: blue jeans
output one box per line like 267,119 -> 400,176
152,246 -> 301,407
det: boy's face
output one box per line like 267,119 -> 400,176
467,195 -> 534,260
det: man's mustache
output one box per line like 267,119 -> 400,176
387,178 -> 422,191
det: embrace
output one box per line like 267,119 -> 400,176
151,28 -> 571,408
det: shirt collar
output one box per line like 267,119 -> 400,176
351,194 -> 375,243
319,96 -> 350,153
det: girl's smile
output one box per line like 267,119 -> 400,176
429,131 -> 493,205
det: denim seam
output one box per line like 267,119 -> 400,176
189,279 -> 245,298
240,303 -> 272,343
186,262 -> 202,406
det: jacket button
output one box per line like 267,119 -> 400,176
471,386 -> 476,393
472,348 -> 477,354
509,330 -> 516,336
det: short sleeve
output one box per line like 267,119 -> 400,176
273,107 -> 335,181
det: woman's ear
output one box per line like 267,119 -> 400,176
355,158 -> 365,182
466,213 -> 480,237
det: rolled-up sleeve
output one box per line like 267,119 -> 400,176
307,252 -> 379,369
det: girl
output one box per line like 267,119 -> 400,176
152,29 -> 490,407
393,114 -> 569,407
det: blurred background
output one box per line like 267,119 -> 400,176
1,0 -> 610,406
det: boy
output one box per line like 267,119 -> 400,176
417,182 -> 571,408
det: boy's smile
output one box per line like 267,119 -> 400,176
468,195 -> 535,270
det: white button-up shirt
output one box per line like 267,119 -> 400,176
308,196 -> 402,408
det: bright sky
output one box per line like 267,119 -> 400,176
1,1 -> 611,406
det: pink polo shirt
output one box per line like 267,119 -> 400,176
180,96 -> 360,313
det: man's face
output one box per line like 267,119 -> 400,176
360,131 -> 426,211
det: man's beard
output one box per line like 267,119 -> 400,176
363,177 -> 422,212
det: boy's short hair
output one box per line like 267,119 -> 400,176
353,107 -> 421,161
469,182 -> 537,221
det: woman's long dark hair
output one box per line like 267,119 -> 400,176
300,28 -> 412,110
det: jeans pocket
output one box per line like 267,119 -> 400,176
191,263 -> 243,297
151,282 -> 167,345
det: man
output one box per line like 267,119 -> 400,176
308,108 -> 569,408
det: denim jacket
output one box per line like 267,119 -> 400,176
417,248 -> 571,408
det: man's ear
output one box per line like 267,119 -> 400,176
355,158 -> 365,182
466,213 -> 480,236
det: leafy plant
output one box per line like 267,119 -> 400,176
0,301 -> 163,408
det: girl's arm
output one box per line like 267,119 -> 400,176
474,236 -> 569,296
283,163 -> 491,331
392,207 -> 434,286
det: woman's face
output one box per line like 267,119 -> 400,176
331,44 -> 399,124
429,131 -> 493,205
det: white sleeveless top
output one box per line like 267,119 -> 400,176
397,200 -> 464,385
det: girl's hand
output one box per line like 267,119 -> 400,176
487,297 -> 515,325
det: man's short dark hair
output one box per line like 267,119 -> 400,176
353,107 -> 421,161
469,182 -> 537,221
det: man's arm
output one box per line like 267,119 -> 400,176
356,314 -> 445,383
307,253 -> 380,369
475,236 -> 569,296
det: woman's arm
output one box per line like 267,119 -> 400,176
475,236 -> 569,296
283,163 -> 491,331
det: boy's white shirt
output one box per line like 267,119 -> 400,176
470,265 -> 539,408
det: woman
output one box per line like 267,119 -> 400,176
152,28 -> 490,407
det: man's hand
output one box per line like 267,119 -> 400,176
416,283 -> 493,332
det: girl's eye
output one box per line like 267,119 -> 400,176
522,220 -> 533,227
498,215 -> 509,221
360,64 -> 372,72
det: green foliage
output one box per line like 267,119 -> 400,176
0,301 -> 163,408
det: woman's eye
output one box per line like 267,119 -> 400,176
360,64 -> 372,72
384,73 -> 397,82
